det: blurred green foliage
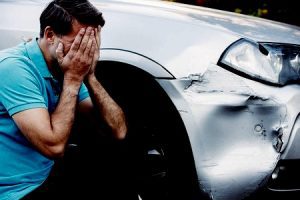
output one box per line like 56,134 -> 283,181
166,0 -> 299,26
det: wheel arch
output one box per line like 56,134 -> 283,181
95,58 -> 203,199
100,48 -> 174,79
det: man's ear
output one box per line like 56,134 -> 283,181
44,26 -> 56,44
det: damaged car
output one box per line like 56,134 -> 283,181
0,0 -> 300,199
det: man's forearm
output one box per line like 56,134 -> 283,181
86,74 -> 127,139
50,80 -> 81,148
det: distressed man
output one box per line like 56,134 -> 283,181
0,0 -> 127,199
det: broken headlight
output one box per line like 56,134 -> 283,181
219,39 -> 300,85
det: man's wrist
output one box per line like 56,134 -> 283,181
86,73 -> 97,84
63,74 -> 83,92
62,81 -> 81,97
64,73 -> 84,84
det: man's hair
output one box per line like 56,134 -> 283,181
40,0 -> 105,37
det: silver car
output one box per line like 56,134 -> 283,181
1,0 -> 300,199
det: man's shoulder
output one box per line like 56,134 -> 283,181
0,47 -> 35,75
0,43 -> 30,65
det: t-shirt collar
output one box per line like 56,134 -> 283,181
25,38 -> 53,78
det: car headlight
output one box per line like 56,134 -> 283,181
218,39 -> 300,85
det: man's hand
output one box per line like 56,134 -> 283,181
56,27 -> 96,82
88,25 -> 101,78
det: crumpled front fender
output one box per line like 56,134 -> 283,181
157,64 -> 300,200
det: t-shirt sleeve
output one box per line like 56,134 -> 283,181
78,82 -> 90,102
0,58 -> 47,116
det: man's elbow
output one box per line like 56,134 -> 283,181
113,124 -> 127,140
44,143 -> 66,159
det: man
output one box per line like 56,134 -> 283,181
0,0 -> 127,199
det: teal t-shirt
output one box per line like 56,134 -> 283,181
0,39 -> 90,200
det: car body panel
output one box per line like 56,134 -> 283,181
281,113 -> 300,160
158,64 -> 300,199
92,0 -> 300,78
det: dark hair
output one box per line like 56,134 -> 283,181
40,0 -> 105,37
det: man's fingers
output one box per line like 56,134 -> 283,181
89,38 -> 97,58
84,33 -> 94,59
78,27 -> 93,53
95,26 -> 101,48
84,34 -> 93,58
56,42 -> 64,63
69,28 -> 86,54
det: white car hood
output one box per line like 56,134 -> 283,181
97,0 -> 300,78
